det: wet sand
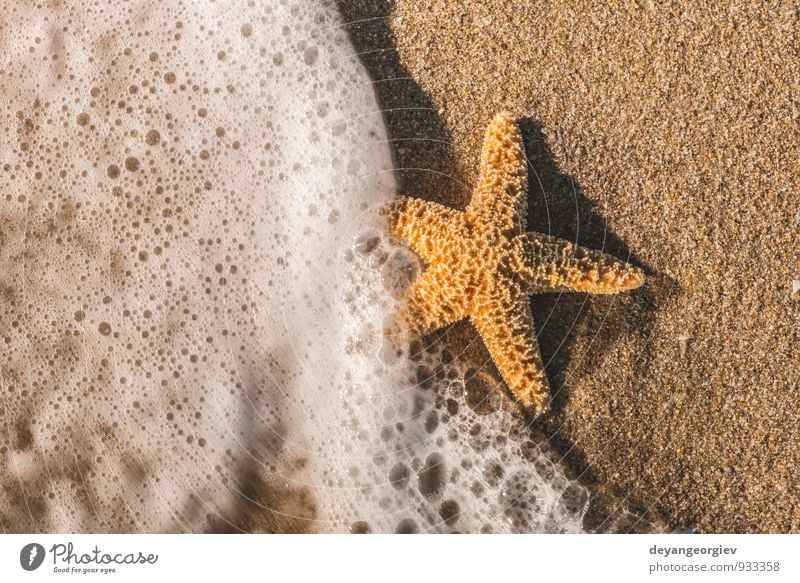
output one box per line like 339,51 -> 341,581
339,0 -> 800,532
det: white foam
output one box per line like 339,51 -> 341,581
0,0 -> 592,533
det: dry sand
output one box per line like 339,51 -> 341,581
339,0 -> 800,532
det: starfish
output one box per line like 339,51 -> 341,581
388,111 -> 645,415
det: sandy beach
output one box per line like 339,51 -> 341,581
339,0 -> 800,532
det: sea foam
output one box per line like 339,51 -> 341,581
0,0 -> 591,533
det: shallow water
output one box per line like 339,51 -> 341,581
1,0 -> 591,533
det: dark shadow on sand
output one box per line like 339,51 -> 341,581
336,0 -> 465,206
519,118 -> 680,490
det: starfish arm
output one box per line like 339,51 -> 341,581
388,197 -> 461,263
468,111 -> 528,235
404,262 -> 468,336
471,292 -> 550,414
514,232 -> 646,294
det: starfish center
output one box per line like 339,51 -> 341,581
387,111 -> 645,415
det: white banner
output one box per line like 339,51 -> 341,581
1,534 -> 797,582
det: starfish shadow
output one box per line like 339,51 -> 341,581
335,0 -> 465,206
519,118 -> 680,482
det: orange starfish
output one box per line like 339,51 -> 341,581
388,112 -> 645,415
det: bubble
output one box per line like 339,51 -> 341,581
439,500 -> 460,527
414,365 -> 434,390
98,322 -> 112,336
424,411 -> 439,433
464,371 -> 501,415
350,521 -> 370,534
395,519 -> 418,534
145,130 -> 161,146
315,102 -> 329,117
388,462 -> 410,490
354,233 -> 380,256
418,453 -> 445,500
106,164 -> 120,179
124,157 -> 140,172
303,46 -> 318,65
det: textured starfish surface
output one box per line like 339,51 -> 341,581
388,112 -> 645,415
